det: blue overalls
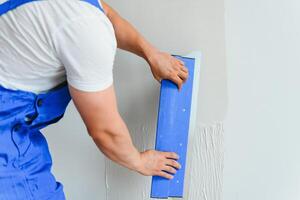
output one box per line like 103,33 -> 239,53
0,0 -> 105,199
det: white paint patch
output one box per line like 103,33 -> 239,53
183,122 -> 224,200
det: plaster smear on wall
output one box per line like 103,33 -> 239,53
184,122 -> 224,200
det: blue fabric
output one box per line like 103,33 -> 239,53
0,0 -> 105,199
82,0 -> 105,12
0,0 -> 104,16
0,82 -> 71,200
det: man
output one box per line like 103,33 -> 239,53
0,0 -> 189,199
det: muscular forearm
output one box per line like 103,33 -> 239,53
70,84 -> 180,180
102,1 -> 158,63
91,115 -> 141,171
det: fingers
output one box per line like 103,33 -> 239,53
162,152 -> 181,170
156,152 -> 181,179
169,58 -> 188,89
138,150 -> 182,180
162,165 -> 177,174
176,58 -> 188,73
155,160 -> 179,180
160,152 -> 181,178
178,69 -> 188,82
176,58 -> 185,66
180,65 -> 189,73
165,158 -> 181,170
170,75 -> 184,90
163,152 -> 179,160
157,171 -> 174,180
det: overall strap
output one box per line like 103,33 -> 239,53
0,0 -> 38,16
0,0 -> 104,16
83,0 -> 104,13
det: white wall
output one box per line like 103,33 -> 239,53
44,0 -> 227,199
223,0 -> 300,199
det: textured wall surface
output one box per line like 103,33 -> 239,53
223,0 -> 300,199
43,0 -> 227,199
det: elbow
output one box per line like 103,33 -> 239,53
89,128 -> 113,153
88,127 -> 121,158
87,125 -> 118,146
88,127 -> 108,142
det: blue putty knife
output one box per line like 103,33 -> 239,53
151,52 -> 201,199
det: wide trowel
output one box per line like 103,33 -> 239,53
151,52 -> 201,199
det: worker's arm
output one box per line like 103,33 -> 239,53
100,1 -> 188,89
69,84 -> 181,179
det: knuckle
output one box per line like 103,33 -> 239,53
169,67 -> 175,73
164,152 -> 169,156
158,160 -> 164,166
172,72 -> 178,77
160,163 -> 165,169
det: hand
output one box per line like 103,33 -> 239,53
147,51 -> 189,90
135,149 -> 181,179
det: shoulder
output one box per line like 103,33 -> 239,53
14,0 -> 107,32
35,0 -> 106,22
20,0 -> 112,40
47,0 -> 114,40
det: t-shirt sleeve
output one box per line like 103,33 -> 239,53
52,15 -> 117,92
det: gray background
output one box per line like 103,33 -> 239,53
223,0 -> 300,199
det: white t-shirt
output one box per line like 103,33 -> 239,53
0,0 -> 117,94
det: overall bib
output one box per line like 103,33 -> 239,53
0,0 -> 105,199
